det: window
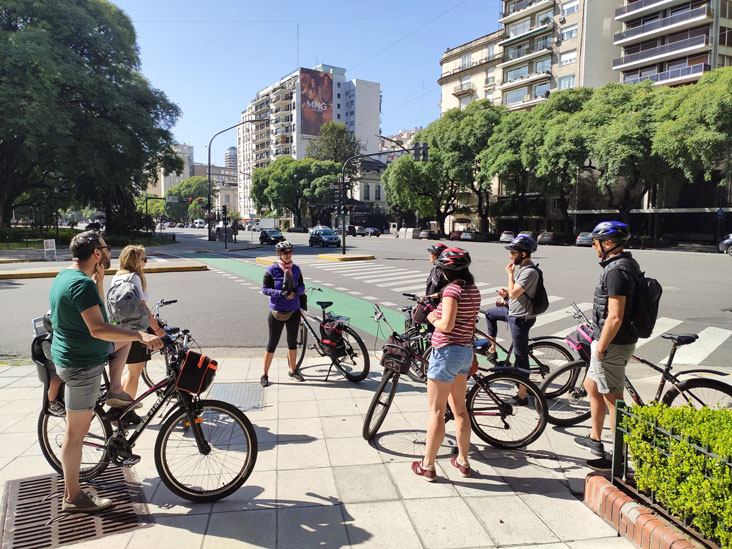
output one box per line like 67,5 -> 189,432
558,74 -> 575,89
337,82 -> 341,88
537,9 -> 553,24
561,24 -> 578,40
460,95 -> 471,110
507,18 -> 531,37
363,184 -> 370,201
337,103 -> 340,108
535,57 -> 551,73
559,49 -> 577,66
562,0 -> 579,15
337,93 -> 341,98
506,65 -> 529,82
461,53 -> 472,70
375,185 -> 381,201
534,82 -> 550,97
486,66 -> 495,84
225,195 -> 231,204
504,87 -> 528,105
486,44 -> 495,59
337,114 -> 341,119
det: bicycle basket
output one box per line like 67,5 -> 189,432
565,323 -> 594,361
380,335 -> 412,375
176,350 -> 218,394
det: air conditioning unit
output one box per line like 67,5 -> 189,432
559,16 -> 566,24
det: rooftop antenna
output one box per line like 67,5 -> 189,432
296,22 -> 300,68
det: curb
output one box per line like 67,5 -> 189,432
0,262 -> 208,280
255,254 -> 375,265
584,473 -> 696,549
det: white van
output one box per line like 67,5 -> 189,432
193,219 -> 205,229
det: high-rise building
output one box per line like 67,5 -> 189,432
237,64 -> 381,219
224,147 -> 237,169
149,143 -> 194,196
612,0 -> 730,86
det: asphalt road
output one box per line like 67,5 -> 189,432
2,229 -> 731,373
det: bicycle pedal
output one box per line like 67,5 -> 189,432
121,454 -> 141,467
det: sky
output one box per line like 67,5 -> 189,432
113,0 -> 502,166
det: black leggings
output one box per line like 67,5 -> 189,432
266,310 -> 301,353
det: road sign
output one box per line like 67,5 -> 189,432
166,196 -> 179,203
43,239 -> 57,261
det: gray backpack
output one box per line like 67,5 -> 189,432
106,274 -> 149,330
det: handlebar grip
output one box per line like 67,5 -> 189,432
402,293 -> 418,299
162,299 -> 178,305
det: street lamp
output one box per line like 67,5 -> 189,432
207,117 -> 262,241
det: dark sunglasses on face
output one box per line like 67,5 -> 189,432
281,251 -> 293,255
97,245 -> 111,251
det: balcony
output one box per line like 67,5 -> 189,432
438,54 -> 502,83
613,35 -> 710,70
497,70 -> 551,90
498,21 -> 553,48
498,43 -> 552,68
484,76 -> 496,87
499,0 -> 554,25
614,6 -> 713,46
453,82 -> 476,97
615,0 -> 692,22
622,62 -> 710,85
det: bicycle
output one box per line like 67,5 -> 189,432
363,303 -> 548,449
294,287 -> 370,382
539,302 -> 732,426
37,326 -> 258,503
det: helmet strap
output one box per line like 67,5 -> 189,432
600,240 -> 622,260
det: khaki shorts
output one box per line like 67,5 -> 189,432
587,340 -> 635,394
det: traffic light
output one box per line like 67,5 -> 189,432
334,188 -> 342,205
222,205 -> 227,218
189,197 -> 193,203
413,142 -> 429,162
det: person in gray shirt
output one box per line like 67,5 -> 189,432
483,235 -> 539,403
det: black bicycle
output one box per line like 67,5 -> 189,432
36,325 -> 258,503
294,287 -> 370,382
364,303 -> 547,449
540,303 -> 732,426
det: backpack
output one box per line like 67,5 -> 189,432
106,273 -> 150,331
320,317 -> 346,358
630,272 -> 662,338
524,264 -> 549,315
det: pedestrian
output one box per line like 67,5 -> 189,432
413,248 -> 481,481
231,220 -> 238,243
483,234 -> 540,402
49,231 -> 162,513
261,241 -> 306,387
574,221 -> 640,471
111,245 -> 166,425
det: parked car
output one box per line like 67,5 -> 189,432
575,232 -> 594,247
449,230 -> 463,241
309,228 -> 341,247
251,223 -> 261,231
364,227 -> 381,237
176,222 -> 185,228
259,229 -> 285,245
287,225 -> 308,233
538,231 -> 566,245
499,231 -> 515,243
518,230 -> 538,240
719,233 -> 732,255
419,229 -> 439,240
312,225 -> 330,231
461,231 -> 488,242
336,225 -> 356,236
193,219 -> 205,229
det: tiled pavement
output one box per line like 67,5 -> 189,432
0,353 -> 638,548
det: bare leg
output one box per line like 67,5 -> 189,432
48,375 -> 62,401
423,378 -> 453,469
122,362 -> 145,398
447,374 -> 471,466
603,392 -> 623,442
287,348 -> 298,372
583,376 -> 607,441
263,351 -> 274,376
108,342 -> 131,394
61,409 -> 93,501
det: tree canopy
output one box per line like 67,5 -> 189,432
305,121 -> 363,190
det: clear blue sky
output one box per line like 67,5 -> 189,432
114,0 -> 501,165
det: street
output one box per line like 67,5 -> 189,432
2,229 -> 731,372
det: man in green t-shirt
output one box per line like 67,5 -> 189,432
49,231 -> 162,513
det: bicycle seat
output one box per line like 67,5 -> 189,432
165,326 -> 180,335
316,301 -> 333,310
661,333 -> 698,346
473,338 -> 492,353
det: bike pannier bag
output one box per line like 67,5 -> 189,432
565,323 -> 594,362
106,273 -> 150,330
176,350 -> 218,394
630,273 -> 662,338
525,265 -> 549,315
412,301 -> 434,324
320,318 -> 346,358
380,335 -> 412,374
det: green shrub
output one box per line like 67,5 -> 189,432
623,404 -> 732,548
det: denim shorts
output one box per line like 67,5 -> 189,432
428,345 -> 473,383
56,364 -> 105,412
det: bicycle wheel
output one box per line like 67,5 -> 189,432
154,399 -> 258,503
295,320 -> 308,369
466,372 -> 547,449
661,377 -> 732,410
332,326 -> 370,382
539,360 -> 591,426
38,406 -> 112,480
406,333 -> 429,384
527,341 -> 575,390
143,338 -> 200,389
362,370 -> 400,440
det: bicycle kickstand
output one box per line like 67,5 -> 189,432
324,360 -> 335,382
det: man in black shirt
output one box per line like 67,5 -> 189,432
574,221 -> 641,471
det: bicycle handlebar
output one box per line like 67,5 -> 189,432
570,302 -> 591,323
305,287 -> 323,295
401,293 -> 420,301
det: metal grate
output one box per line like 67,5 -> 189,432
208,382 -> 263,411
1,467 -> 152,549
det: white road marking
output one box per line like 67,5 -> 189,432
633,317 -> 683,351
356,270 -> 423,282
373,276 -> 429,288
349,268 -> 415,279
316,263 -> 384,272
479,287 -> 505,306
390,283 -> 429,292
661,326 -> 732,365
349,291 -> 363,295
548,295 -> 563,303
334,287 -> 349,291
362,296 -> 378,300
533,303 -> 593,329
321,283 -> 334,287
382,302 -> 396,307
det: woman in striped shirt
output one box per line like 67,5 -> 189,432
413,248 -> 481,481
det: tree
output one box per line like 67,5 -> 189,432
305,121 -> 363,191
165,176 -> 211,220
0,0 -> 182,227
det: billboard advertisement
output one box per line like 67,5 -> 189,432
300,68 -> 333,136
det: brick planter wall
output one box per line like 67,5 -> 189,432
583,472 -> 697,549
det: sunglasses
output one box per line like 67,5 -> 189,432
97,245 -> 111,251
280,251 -> 293,255
142,257 -> 148,262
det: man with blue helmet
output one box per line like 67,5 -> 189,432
574,221 -> 641,471
483,234 -> 540,403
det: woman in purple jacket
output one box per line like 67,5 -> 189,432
261,241 -> 306,386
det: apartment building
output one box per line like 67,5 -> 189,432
380,127 -> 423,150
612,0 -> 732,86
149,143 -> 194,197
237,65 -> 381,219
224,147 -> 237,169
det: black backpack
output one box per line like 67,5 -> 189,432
524,265 -> 549,315
320,318 -> 346,357
630,272 -> 663,338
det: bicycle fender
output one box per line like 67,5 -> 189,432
676,368 -> 730,378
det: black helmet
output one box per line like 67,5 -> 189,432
506,235 -> 538,253
434,247 -> 471,270
591,221 -> 631,242
427,242 -> 448,256
275,241 -> 294,253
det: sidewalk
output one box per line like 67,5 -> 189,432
0,350 -> 635,548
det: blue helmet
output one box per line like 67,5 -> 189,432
591,221 -> 631,242
505,234 -> 538,254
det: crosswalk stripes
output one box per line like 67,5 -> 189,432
390,283 -> 428,292
633,317 -> 683,351
533,303 -> 593,329
352,269 -> 420,281
661,326 -> 732,366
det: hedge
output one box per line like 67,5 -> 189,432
623,404 -> 732,548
